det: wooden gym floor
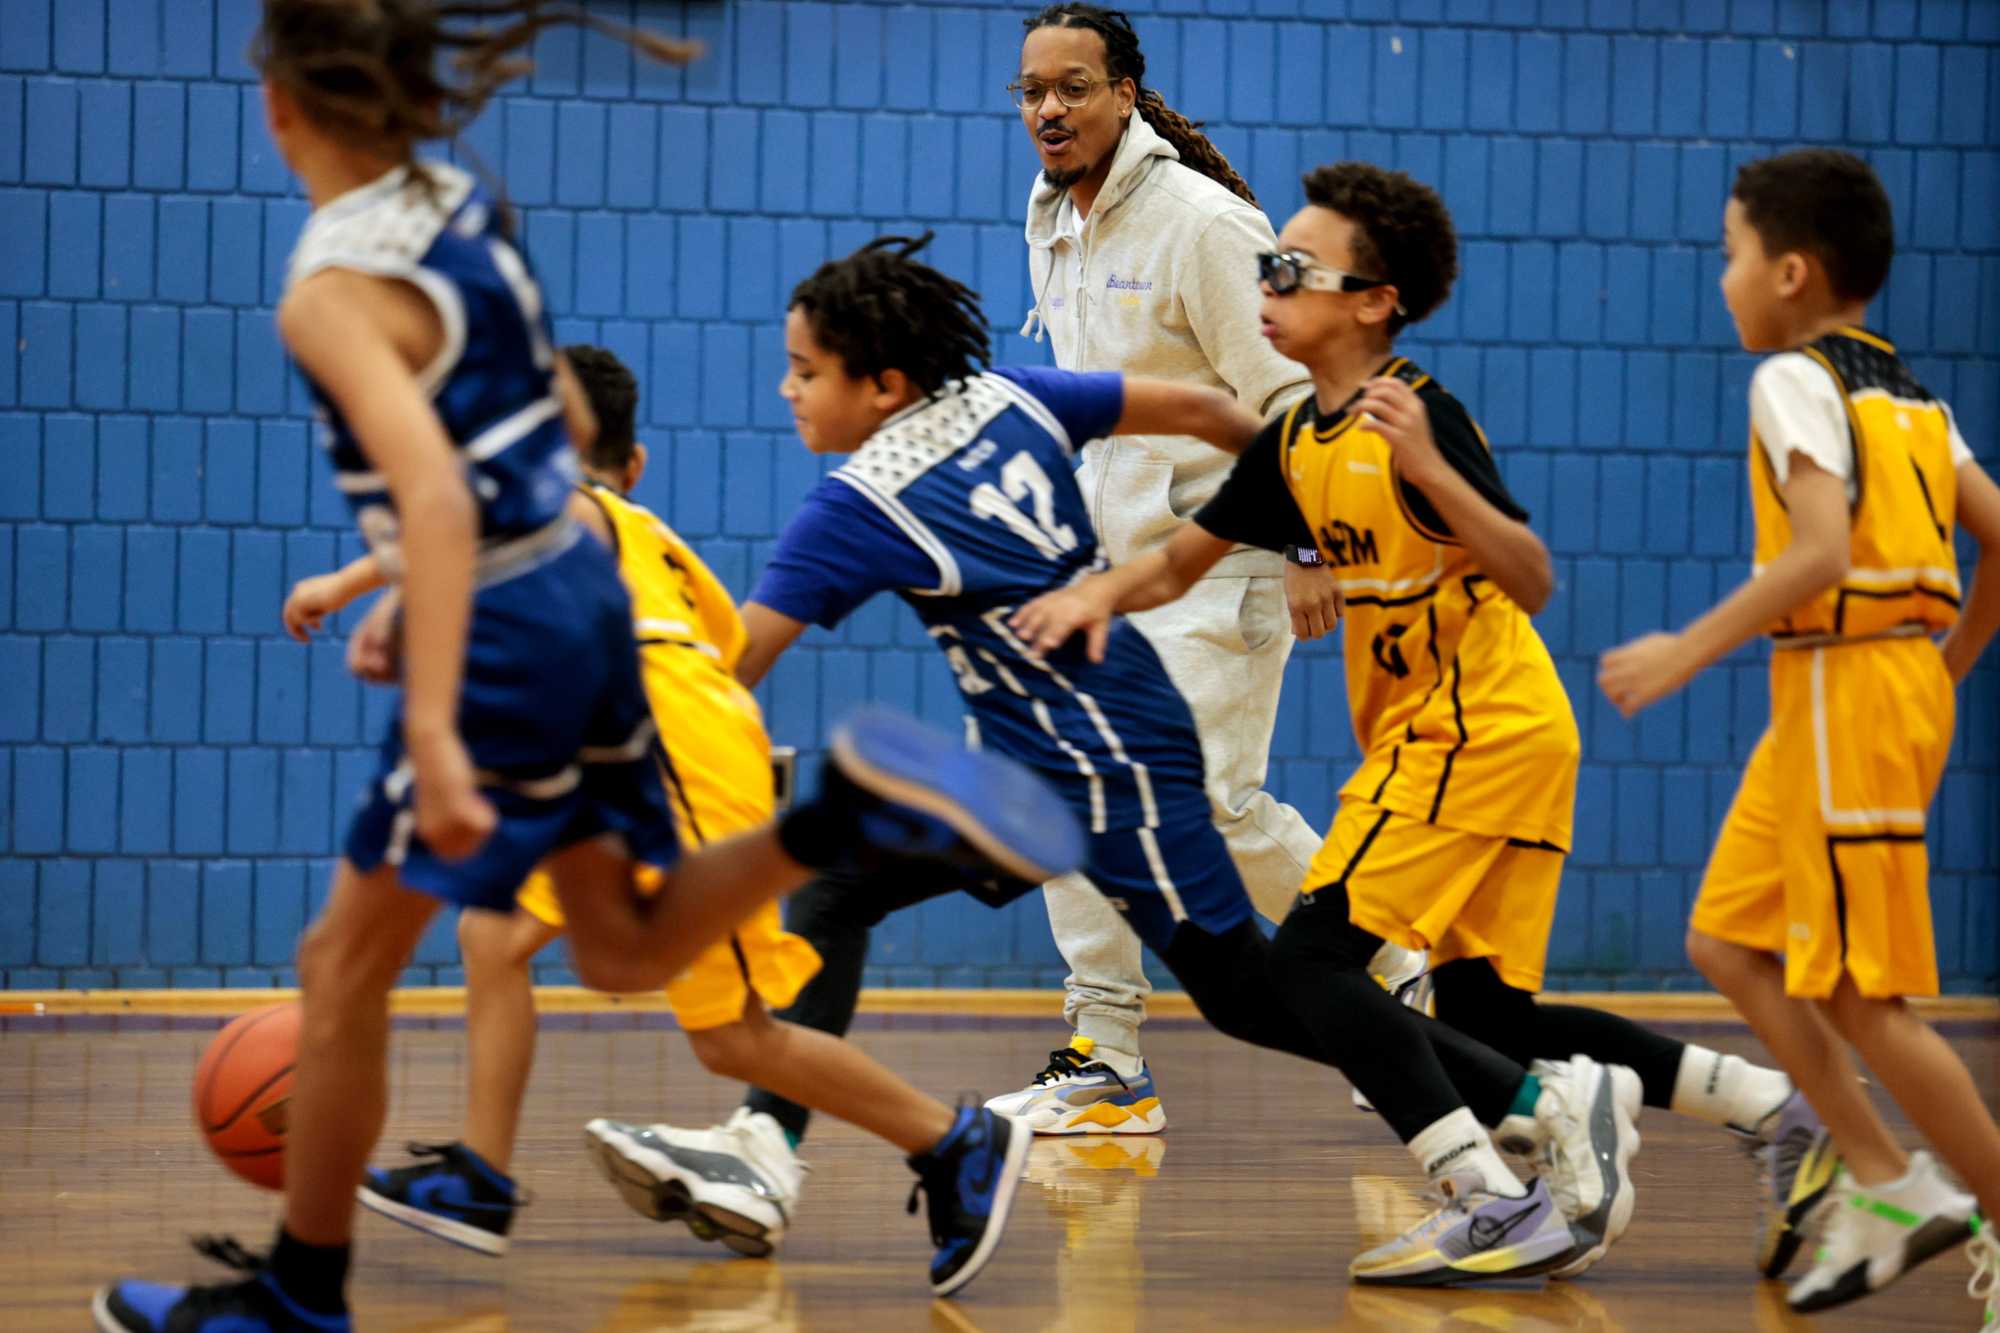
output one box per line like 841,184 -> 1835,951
2,1011 -> 1995,1330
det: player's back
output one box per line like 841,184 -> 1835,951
1751,327 -> 1966,642
285,161 -> 577,575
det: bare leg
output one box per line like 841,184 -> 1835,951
547,831 -> 813,994
286,862 -> 441,1245
685,999 -> 955,1155
1688,928 -> 1908,1184
458,908 -> 561,1173
1822,977 -> 2000,1219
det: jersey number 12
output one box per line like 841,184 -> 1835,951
970,452 -> 1078,560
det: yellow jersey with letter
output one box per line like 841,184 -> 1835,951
1748,327 -> 1963,641
1198,359 -> 1577,850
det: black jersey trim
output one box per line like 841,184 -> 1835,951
1426,584 -> 1480,825
1328,807 -> 1395,891
1909,456 -> 1949,542
1824,831 -> 1928,965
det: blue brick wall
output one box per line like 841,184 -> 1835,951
1,0 -> 1995,993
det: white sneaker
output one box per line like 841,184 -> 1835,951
1530,1055 -> 1642,1278
1352,945 -> 1433,1114
1968,1224 -> 1999,1332
583,1109 -> 805,1257
983,1036 -> 1166,1135
1787,1150 -> 1976,1312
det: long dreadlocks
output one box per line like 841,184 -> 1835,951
1023,3 -> 1257,206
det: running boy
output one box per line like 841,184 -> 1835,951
1016,161 -> 1819,1280
92,8 -> 1081,1331
290,345 -> 1032,1294
1600,148 -> 2000,1323
590,231 -> 1652,1289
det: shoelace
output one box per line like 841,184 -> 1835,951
160,1235 -> 276,1319
1967,1230 -> 1998,1304
1031,1047 -> 1127,1091
192,1234 -> 266,1273
1535,1080 -> 1585,1218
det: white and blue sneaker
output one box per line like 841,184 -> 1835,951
985,1037 -> 1166,1135
357,1141 -> 522,1255
817,706 -> 1087,885
907,1103 -> 1032,1297
94,1237 -> 349,1333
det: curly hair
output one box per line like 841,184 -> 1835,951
253,1 -> 697,155
1023,4 -> 1256,206
561,344 -> 640,475
1300,162 -> 1457,334
789,233 -> 991,396
1732,149 -> 1893,303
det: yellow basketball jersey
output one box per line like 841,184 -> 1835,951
577,482 -> 760,720
1279,360 -> 1578,849
1749,328 -> 1962,640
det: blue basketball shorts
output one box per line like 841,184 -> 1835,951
345,524 -> 682,910
1081,794 -> 1254,953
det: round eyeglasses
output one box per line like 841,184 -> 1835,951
1007,75 -> 1105,111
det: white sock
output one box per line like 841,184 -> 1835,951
1075,1034 -> 1143,1080
1407,1108 -> 1526,1199
1670,1046 -> 1794,1133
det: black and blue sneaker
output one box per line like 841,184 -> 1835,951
93,1237 -> 348,1333
356,1141 -> 522,1255
906,1104 -> 1031,1298
816,706 -> 1087,885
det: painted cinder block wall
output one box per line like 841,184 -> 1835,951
0,0 -> 1994,992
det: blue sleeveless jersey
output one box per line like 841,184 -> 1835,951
756,367 -> 1210,835
283,162 -> 578,573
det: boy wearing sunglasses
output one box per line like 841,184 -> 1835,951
1017,162 -> 1823,1279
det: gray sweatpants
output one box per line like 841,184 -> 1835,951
1043,574 -> 1323,1059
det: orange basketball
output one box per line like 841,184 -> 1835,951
193,1001 -> 300,1190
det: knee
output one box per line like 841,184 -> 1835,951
1686,927 -> 1748,986
458,908 -> 547,977
685,1020 -> 768,1081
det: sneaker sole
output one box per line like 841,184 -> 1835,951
356,1184 -> 509,1256
90,1288 -> 120,1333
1351,1231 -> 1577,1287
1021,1097 -> 1167,1136
1788,1213 -> 1976,1314
831,708 -> 1085,886
1550,1064 -> 1642,1280
932,1113 -> 1033,1299
1758,1131 -> 1839,1279
581,1124 -> 784,1258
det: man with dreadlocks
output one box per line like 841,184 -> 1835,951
994,2 -> 1399,1131
591,234 -> 1630,1290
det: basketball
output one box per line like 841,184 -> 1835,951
193,1002 -> 301,1191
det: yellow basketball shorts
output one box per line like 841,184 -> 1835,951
515,650 -> 822,1030
1303,797 -> 1564,992
1692,637 -> 1953,1000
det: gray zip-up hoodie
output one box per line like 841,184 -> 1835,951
1022,114 -> 1311,576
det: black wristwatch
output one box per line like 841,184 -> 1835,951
1285,544 -> 1324,567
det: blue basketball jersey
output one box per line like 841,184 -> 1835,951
284,162 -> 578,574
756,367 -> 1210,834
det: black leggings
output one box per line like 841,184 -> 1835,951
744,876 -> 1532,1145
1428,957 -> 1687,1109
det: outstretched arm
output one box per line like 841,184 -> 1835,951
282,552 -> 388,641
1010,521 -> 1237,661
1600,454 -> 1849,716
1114,378 -> 1265,455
